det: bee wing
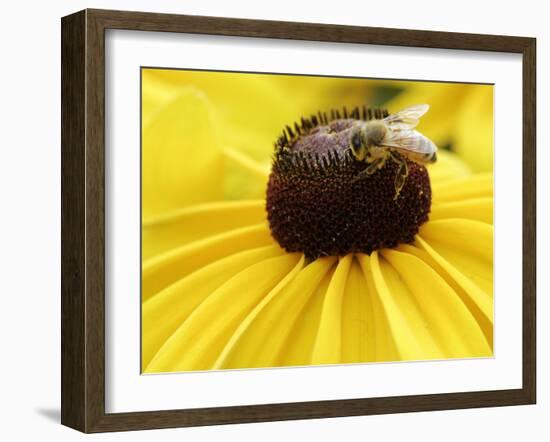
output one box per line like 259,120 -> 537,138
383,104 -> 430,130
382,129 -> 437,155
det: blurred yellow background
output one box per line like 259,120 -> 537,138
142,69 -> 493,219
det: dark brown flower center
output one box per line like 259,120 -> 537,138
265,107 -> 432,260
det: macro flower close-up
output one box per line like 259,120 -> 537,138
141,69 -> 494,373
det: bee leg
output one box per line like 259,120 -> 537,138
351,158 -> 384,183
390,153 -> 409,200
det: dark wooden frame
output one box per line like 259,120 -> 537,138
61,8 -> 536,433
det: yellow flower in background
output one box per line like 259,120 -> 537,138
383,81 -> 493,172
142,70 -> 493,373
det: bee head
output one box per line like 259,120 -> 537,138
350,129 -> 367,161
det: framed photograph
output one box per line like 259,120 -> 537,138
61,9 -> 536,433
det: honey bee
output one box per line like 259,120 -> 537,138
349,104 -> 438,199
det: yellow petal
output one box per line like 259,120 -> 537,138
142,70 -> 182,127
222,147 -> 270,179
360,252 -> 443,361
411,228 -> 493,346
142,200 -> 266,260
430,197 -> 493,224
381,248 -> 492,357
146,253 -> 302,372
341,259 -> 376,363
419,219 -> 493,270
142,245 -> 284,368
311,255 -> 353,365
453,85 -> 494,172
417,219 -> 493,344
276,271 -> 333,367
222,147 -> 270,200
427,149 -> 472,183
432,172 -> 493,204
142,223 -> 274,302
142,69 -> 294,162
142,88 -> 223,217
356,254 -> 399,361
213,256 -> 336,369
143,69 -> 377,162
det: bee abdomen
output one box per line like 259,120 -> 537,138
426,152 -> 437,163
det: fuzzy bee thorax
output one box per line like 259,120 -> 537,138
363,120 -> 388,147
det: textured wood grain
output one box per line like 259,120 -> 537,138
522,38 -> 536,404
61,8 -> 537,433
61,10 -> 86,432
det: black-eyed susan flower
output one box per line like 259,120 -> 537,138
141,70 -> 493,373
